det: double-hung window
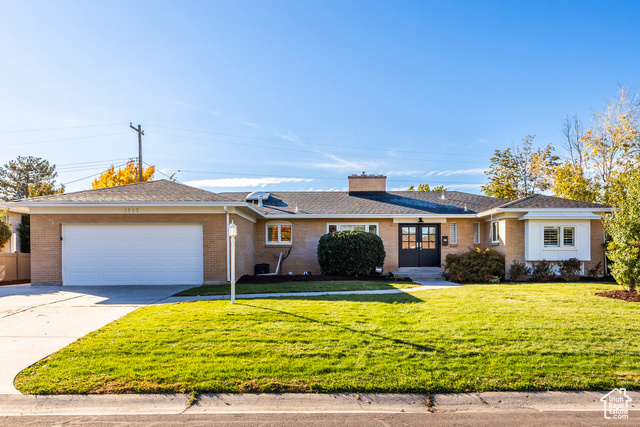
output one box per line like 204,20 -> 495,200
544,226 -> 575,248
491,220 -> 500,243
327,223 -> 379,235
473,222 -> 481,244
449,222 -> 458,245
266,223 -> 292,245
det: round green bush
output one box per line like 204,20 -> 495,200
445,247 -> 505,283
317,231 -> 386,276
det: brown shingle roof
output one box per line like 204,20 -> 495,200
12,180 -> 231,204
222,190 -> 508,215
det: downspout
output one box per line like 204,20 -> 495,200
225,206 -> 230,282
603,225 -> 608,276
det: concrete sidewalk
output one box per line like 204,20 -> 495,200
0,391 -> 637,416
159,281 -> 460,303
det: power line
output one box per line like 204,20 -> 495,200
144,123 -> 488,158
0,132 -> 130,148
0,123 -> 128,133
151,131 -> 488,165
142,161 -> 181,183
56,158 -> 130,167
60,163 -> 128,186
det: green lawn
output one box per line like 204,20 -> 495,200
15,282 -> 640,394
174,280 -> 419,296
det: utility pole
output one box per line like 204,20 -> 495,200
129,123 -> 144,182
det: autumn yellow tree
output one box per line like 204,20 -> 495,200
28,182 -> 65,197
92,160 -> 155,189
552,161 -> 600,202
407,184 -> 446,191
582,85 -> 640,204
553,85 -> 640,205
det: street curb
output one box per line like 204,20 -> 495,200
0,391 -> 638,416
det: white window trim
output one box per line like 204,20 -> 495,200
449,222 -> 458,245
326,223 -> 380,235
266,222 -> 292,245
473,222 -> 481,244
543,225 -> 576,249
491,220 -> 500,243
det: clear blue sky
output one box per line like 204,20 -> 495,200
1,0 -> 638,193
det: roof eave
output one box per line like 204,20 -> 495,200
255,213 -> 480,219
1,201 -> 247,208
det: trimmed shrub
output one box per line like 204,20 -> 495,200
558,258 -> 582,282
317,231 -> 386,276
444,247 -> 505,283
508,260 -> 531,282
531,261 -> 556,282
587,261 -> 602,279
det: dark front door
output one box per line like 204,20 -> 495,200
398,224 -> 440,267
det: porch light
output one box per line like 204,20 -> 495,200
229,221 -> 238,303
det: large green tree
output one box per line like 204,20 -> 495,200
482,136 -> 559,199
604,169 -> 640,292
0,156 -> 63,200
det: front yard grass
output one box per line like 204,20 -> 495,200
174,280 -> 419,296
15,282 -> 640,394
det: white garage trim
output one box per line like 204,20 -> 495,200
62,224 -> 203,286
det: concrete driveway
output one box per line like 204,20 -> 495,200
0,284 -> 192,394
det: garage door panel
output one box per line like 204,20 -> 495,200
62,224 -> 204,286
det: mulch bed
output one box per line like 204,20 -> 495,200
0,279 -> 30,286
596,290 -> 640,303
238,274 -> 412,284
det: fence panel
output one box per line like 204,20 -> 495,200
0,253 -> 31,282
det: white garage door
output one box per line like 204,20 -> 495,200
62,224 -> 203,286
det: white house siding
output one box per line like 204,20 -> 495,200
524,219 -> 591,262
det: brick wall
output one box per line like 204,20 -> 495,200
254,218 -> 399,275
347,175 -> 387,193
442,218 -> 520,276
440,218 -> 483,267
503,218 -> 525,272
231,214 -> 256,278
31,213 -> 227,285
585,219 -> 606,275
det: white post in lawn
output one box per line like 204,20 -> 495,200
229,220 -> 238,304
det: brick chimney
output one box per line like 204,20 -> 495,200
348,172 -> 387,196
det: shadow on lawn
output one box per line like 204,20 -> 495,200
241,300 -> 434,352
272,290 -> 427,304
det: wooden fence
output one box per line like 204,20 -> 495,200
0,253 -> 31,282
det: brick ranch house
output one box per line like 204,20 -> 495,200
2,174 -> 610,286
